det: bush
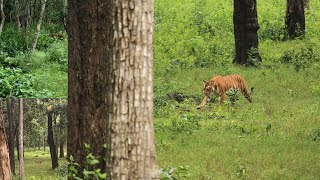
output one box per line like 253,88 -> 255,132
0,67 -> 52,97
46,41 -> 68,67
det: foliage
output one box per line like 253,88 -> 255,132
46,40 -> 68,71
0,67 -> 52,97
68,144 -> 107,180
160,165 -> 190,179
279,42 -> 320,71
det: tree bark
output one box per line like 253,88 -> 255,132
0,0 -> 5,36
6,98 -> 15,175
47,107 -> 58,169
67,0 -> 111,173
0,104 -> 12,180
31,0 -> 47,51
18,98 -> 25,180
286,0 -> 305,38
233,0 -> 261,66
67,0 -> 160,178
14,0 -> 21,31
105,0 -> 159,178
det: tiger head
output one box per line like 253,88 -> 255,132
203,81 -> 216,98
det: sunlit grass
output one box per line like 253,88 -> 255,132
14,149 -> 66,180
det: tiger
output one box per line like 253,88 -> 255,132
197,74 -> 254,109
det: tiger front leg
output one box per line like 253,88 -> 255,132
197,96 -> 210,109
219,93 -> 226,104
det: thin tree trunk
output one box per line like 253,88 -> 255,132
43,132 -> 45,151
0,0 -> 5,36
59,140 -> 64,158
47,107 -> 58,169
18,98 -> 25,180
285,0 -> 305,38
14,0 -> 21,31
23,4 -> 31,50
7,98 -> 15,175
38,136 -> 41,150
32,0 -> 47,51
233,0 -> 261,66
0,103 -> 12,180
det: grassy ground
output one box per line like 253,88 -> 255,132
154,63 -> 320,179
14,149 -> 67,180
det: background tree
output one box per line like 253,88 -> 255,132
32,0 -> 47,51
47,105 -> 58,169
0,101 -> 12,180
67,0 -> 159,178
18,98 -> 25,180
0,0 -> 5,35
286,0 -> 305,38
6,98 -> 15,175
233,0 -> 261,65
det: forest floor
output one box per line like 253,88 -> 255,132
15,149 -> 66,180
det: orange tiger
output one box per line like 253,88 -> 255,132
197,74 -> 253,109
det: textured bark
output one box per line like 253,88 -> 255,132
0,106 -> 12,180
0,0 -> 5,36
47,108 -> 58,169
32,0 -> 47,51
18,98 -> 25,180
68,0 -> 159,178
6,98 -> 15,175
67,0 -> 111,172
233,0 -> 261,65
106,0 -> 159,178
286,0 -> 305,38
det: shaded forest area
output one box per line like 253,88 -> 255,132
0,0 -> 67,98
0,99 -> 67,179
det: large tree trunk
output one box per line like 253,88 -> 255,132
286,0 -> 305,38
47,107 -> 58,169
0,104 -> 12,180
6,98 -> 15,175
67,0 -> 159,178
67,0 -> 110,172
233,0 -> 261,66
0,0 -> 5,36
18,98 -> 25,180
31,0 -> 47,51
105,0 -> 159,178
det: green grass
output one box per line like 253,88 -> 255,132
153,1 -> 320,176
154,63 -> 320,179
14,149 -> 67,180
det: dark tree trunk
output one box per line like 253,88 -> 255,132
233,0 -> 261,66
286,0 -> 305,38
0,103 -> 12,180
59,140 -> 64,158
67,0 -> 111,173
47,108 -> 58,169
7,97 -> 15,175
